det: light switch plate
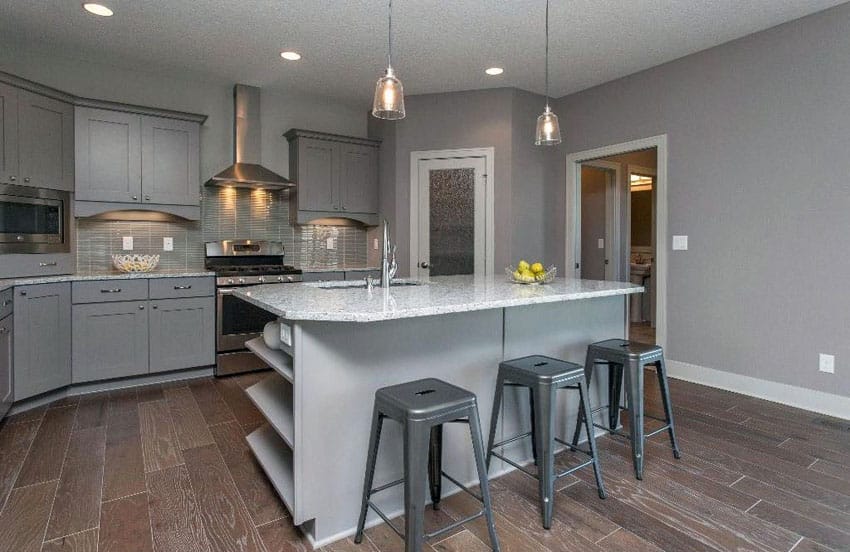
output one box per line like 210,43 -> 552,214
279,323 -> 292,347
326,237 -> 336,250
597,238 -> 605,249
122,236 -> 133,251
819,353 -> 835,374
672,235 -> 688,250
373,238 -> 379,250
163,237 -> 174,251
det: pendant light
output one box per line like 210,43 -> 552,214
534,0 -> 561,146
372,0 -> 406,120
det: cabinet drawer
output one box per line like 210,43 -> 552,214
73,279 -> 148,304
0,288 -> 12,320
149,277 -> 214,299
0,253 -> 75,280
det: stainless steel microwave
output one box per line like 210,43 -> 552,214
0,184 -> 71,254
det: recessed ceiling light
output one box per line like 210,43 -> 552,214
485,67 -> 504,76
82,3 -> 113,16
280,51 -> 302,61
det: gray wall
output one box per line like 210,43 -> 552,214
551,3 -> 850,397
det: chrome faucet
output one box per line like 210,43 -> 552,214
380,219 -> 397,288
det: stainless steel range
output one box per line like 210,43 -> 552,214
205,240 -> 302,376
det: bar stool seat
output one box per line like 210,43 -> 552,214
355,378 -> 500,552
486,355 -> 606,530
572,339 -> 681,480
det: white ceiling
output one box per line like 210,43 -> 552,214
0,1 -> 843,106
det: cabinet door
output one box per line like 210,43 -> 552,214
297,138 -> 338,212
0,83 -> 19,185
13,282 -> 71,400
18,91 -> 74,191
141,116 -> 200,206
339,143 -> 378,214
75,107 -> 142,203
72,301 -> 149,383
148,297 -> 214,373
0,315 -> 12,418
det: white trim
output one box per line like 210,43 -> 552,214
409,148 -> 495,278
566,134 -> 668,351
667,360 -> 850,420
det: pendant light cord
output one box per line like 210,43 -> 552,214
544,0 -> 550,108
387,0 -> 393,70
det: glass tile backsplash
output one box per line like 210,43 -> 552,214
76,188 -> 368,271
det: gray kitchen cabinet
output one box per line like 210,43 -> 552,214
75,107 -> 142,203
17,90 -> 74,191
302,271 -> 345,282
285,129 -> 380,226
13,282 -> 72,400
72,301 -> 149,383
148,297 -> 215,373
0,313 -> 13,419
0,82 -> 18,185
141,116 -> 200,206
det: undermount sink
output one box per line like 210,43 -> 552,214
310,279 -> 425,289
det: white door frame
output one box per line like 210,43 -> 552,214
580,160 -> 621,281
409,148 -> 495,277
566,135 -> 668,350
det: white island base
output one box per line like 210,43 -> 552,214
241,293 -> 629,547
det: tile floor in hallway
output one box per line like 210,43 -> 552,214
0,371 -> 848,552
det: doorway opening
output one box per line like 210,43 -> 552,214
566,136 -> 668,347
409,148 -> 495,279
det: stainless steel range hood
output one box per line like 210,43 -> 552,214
207,84 -> 294,189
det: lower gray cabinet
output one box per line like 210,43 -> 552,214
14,282 -> 71,400
72,301 -> 149,383
0,314 -> 13,419
149,297 -> 214,373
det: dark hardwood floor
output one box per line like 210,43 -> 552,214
0,371 -> 847,552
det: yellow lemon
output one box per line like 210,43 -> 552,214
517,260 -> 530,272
531,262 -> 544,274
512,270 -> 523,281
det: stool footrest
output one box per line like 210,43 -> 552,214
489,451 -> 537,479
492,431 -> 533,449
425,511 -> 485,540
592,422 -> 671,440
556,459 -> 593,479
440,470 -> 484,503
366,501 -> 404,539
553,437 -> 592,457
646,424 -> 672,438
368,477 -> 405,496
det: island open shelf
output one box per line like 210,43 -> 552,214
245,337 -> 293,382
245,373 -> 295,448
246,424 -> 295,515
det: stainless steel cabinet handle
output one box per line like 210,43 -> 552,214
39,262 -> 58,267
173,285 -> 192,290
419,261 -> 430,269
132,195 -> 138,200
100,288 -> 122,293
139,305 -> 145,310
8,176 -> 15,181
152,305 -> 158,309
19,290 -> 26,296
144,195 -> 151,201
24,177 -> 30,183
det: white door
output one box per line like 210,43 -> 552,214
412,155 -> 488,279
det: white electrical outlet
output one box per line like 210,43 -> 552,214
122,236 -> 133,251
326,237 -> 336,250
163,237 -> 174,251
373,238 -> 379,250
672,235 -> 688,250
819,353 -> 835,374
597,238 -> 605,249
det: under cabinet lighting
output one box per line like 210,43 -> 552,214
82,3 -> 113,16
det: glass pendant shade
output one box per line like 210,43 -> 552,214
534,105 -> 562,146
372,67 -> 406,120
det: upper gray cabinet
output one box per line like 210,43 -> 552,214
75,106 -> 202,217
285,129 -> 380,226
0,82 -> 73,191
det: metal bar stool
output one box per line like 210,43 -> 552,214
571,339 -> 681,480
485,355 -> 606,530
355,378 -> 500,552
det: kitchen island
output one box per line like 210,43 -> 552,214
234,276 -> 642,547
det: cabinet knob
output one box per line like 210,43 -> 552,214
144,195 -> 151,201
419,261 -> 430,269
24,177 -> 31,183
132,195 -> 138,200
152,305 -> 158,309
0,327 -> 8,335
9,176 -> 16,182
139,305 -> 145,310
20,290 -> 27,296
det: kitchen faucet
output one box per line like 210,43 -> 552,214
380,219 -> 397,288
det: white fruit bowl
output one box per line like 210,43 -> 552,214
112,254 -> 160,273
505,265 -> 557,285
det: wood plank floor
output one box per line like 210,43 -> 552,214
0,372 -> 847,552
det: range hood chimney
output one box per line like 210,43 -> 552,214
206,84 -> 294,189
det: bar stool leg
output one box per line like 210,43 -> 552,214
532,384 -> 556,529
403,421 -> 431,552
528,388 -> 538,466
578,379 -> 607,499
355,406 -> 384,543
570,352 -> 595,447
655,357 -> 681,459
608,364 -> 623,430
485,373 -> 506,471
428,426 -> 443,509
624,361 -> 645,480
468,405 -> 501,551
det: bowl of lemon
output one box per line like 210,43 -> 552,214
506,260 -> 556,285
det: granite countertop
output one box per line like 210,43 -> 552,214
0,269 -> 215,292
235,275 -> 643,323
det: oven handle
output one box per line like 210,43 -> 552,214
218,288 -> 238,295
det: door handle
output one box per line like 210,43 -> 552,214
419,261 -> 430,269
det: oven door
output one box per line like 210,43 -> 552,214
217,287 -> 279,352
0,184 -> 70,254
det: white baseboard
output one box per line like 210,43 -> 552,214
666,360 -> 850,421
